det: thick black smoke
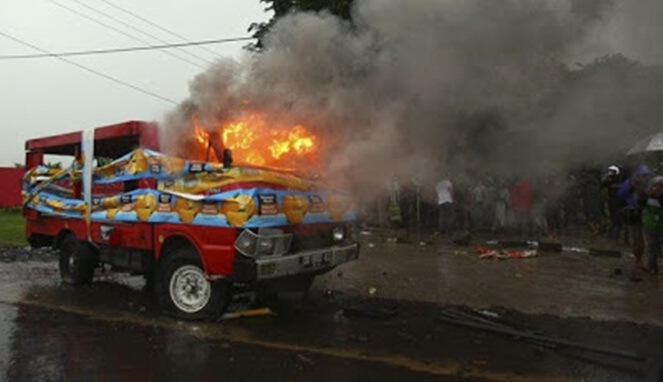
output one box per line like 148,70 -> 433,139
163,0 -> 663,200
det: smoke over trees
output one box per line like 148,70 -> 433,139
248,0 -> 354,50
163,0 -> 663,200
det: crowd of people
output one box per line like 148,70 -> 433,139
383,164 -> 662,276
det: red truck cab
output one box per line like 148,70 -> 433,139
23,121 -> 359,320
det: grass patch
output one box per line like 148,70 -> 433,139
0,209 -> 27,246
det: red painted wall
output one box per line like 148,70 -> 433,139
0,168 -> 24,207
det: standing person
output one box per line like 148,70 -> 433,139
581,168 -> 603,237
484,177 -> 498,232
602,165 -> 625,239
562,173 -> 582,229
510,179 -> 533,236
531,180 -> 548,236
618,165 -> 651,277
400,179 -> 417,229
544,175 -> 564,238
387,176 -> 402,227
436,178 -> 455,234
493,179 -> 510,233
453,181 -> 469,231
641,176 -> 663,275
471,180 -> 486,231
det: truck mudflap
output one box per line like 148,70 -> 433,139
255,242 -> 359,280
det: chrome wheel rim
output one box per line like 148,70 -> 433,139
169,265 -> 211,314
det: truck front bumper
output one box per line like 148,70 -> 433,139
254,242 -> 359,280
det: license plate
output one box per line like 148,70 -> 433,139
259,262 -> 276,276
303,252 -> 331,269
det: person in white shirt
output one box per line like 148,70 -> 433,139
436,179 -> 455,233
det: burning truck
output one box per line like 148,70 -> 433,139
22,120 -> 359,320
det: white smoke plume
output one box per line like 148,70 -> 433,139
163,0 -> 663,200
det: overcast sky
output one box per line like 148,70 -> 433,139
0,0 -> 269,165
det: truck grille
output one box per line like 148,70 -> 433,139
289,228 -> 334,252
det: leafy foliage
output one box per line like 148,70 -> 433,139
249,0 -> 354,50
0,209 -> 27,246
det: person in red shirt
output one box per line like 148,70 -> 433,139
510,179 -> 533,235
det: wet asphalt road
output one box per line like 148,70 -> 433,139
0,303 -> 461,382
0,238 -> 662,381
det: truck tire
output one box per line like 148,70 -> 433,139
58,235 -> 96,285
155,246 -> 231,320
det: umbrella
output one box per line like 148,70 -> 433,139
627,132 -> 663,155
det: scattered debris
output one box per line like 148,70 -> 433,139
368,287 -> 377,295
368,243 -> 375,248
296,354 -> 314,364
360,230 -> 372,236
474,247 -> 538,260
477,310 -> 500,319
220,307 -> 274,320
563,246 -> 589,254
508,249 -> 538,258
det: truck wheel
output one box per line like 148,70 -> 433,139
155,247 -> 231,320
58,235 -> 96,285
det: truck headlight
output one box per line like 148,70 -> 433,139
235,228 -> 292,257
333,226 -> 344,242
257,237 -> 274,255
235,230 -> 257,257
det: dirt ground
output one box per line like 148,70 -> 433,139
0,232 -> 661,381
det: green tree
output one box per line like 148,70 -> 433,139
249,0 -> 354,49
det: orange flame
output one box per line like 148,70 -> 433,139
189,114 -> 319,171
194,126 -> 209,145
